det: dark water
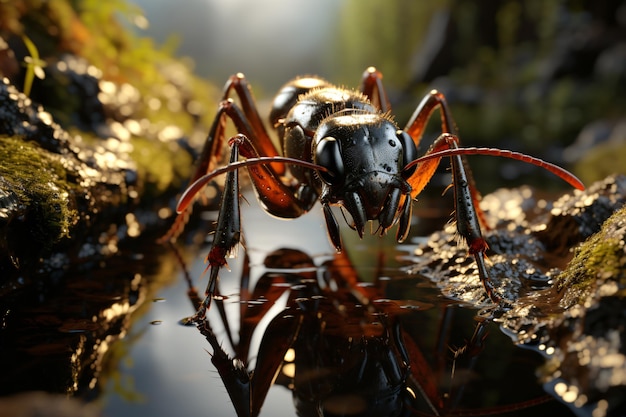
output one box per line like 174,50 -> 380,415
0,193 -> 577,416
98,200 -> 575,417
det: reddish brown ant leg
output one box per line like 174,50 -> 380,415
221,73 -> 285,174
159,73 -> 281,244
193,133 -> 314,320
404,90 -> 490,230
359,66 -> 392,113
228,134 -> 306,218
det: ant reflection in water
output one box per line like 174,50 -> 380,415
179,247 -> 552,417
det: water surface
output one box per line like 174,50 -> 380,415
101,199 -> 575,416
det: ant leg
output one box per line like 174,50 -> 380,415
196,317 -> 254,416
403,90 -> 488,227
159,102 -> 256,242
359,66 -> 392,113
402,90 -> 505,303
408,132 -> 505,305
161,99 -> 300,243
194,131 -> 313,319
194,139 -> 242,319
160,73 -> 288,243
399,324 -> 445,413
220,73 -> 285,175
232,134 -> 307,217
405,89 -> 458,141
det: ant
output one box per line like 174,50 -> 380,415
160,67 -> 584,319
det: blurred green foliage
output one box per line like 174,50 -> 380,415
333,0 -> 626,189
333,1 -> 450,88
1,0 -> 218,132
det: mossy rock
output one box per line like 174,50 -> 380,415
0,136 -> 77,248
0,0 -> 218,287
535,205 -> 626,416
0,78 -> 133,278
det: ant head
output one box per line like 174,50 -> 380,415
314,113 -> 416,238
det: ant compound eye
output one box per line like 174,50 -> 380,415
315,136 -> 344,185
397,130 -> 417,178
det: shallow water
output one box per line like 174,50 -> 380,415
99,199 -> 577,417
0,188 -> 582,416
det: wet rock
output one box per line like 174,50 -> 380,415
0,46 -> 208,283
0,79 -> 135,280
504,203 -> 626,417
42,54 -> 108,132
0,31 -> 217,388
0,0 -> 223,402
0,10 -> 220,401
408,174 -> 626,416
409,186 -> 560,305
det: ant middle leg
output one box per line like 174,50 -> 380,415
161,79 -> 316,318
192,131 -> 321,319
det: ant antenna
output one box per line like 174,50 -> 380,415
403,147 -> 585,191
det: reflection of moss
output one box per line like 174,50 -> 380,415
555,205 -> 626,307
0,136 -> 77,247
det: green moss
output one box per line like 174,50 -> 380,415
555,205 -> 626,307
0,136 -> 77,247
1,0 -> 221,213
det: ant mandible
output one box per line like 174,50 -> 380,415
161,67 -> 584,319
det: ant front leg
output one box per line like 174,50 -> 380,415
194,138 -> 242,320
193,133 -> 310,320
404,91 -> 506,305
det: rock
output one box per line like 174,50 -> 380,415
504,201 -> 626,417
408,174 -> 626,416
0,76 -> 148,281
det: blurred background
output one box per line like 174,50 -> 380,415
131,0 -> 626,190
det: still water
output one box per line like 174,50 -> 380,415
100,197 -> 575,417
102,203 -> 333,417
102,201 -> 334,417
